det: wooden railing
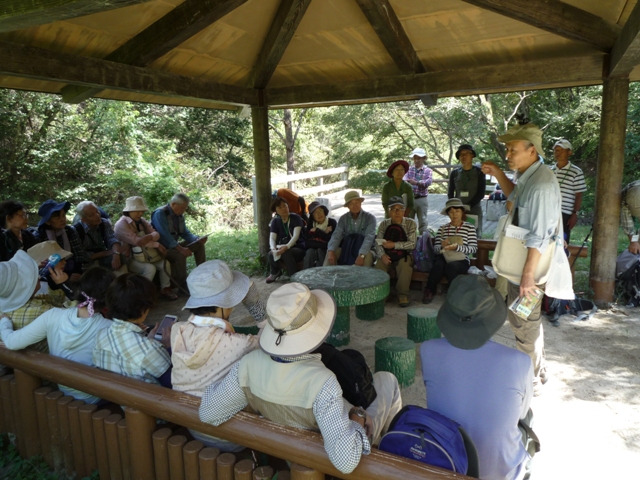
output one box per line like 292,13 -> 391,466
0,347 -> 471,480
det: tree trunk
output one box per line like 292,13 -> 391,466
283,108 -> 295,172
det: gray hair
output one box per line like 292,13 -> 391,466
170,193 -> 190,205
76,200 -> 98,218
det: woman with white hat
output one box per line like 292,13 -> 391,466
423,198 -> 478,304
114,196 -> 177,300
171,260 -> 265,451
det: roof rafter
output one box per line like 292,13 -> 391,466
264,55 -> 605,108
460,0 -> 620,52
0,41 -> 258,107
609,0 -> 640,77
0,0 -> 153,33
248,0 -> 313,89
61,0 -> 248,103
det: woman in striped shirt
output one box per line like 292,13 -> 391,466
423,198 -> 478,304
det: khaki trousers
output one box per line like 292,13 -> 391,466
375,255 -> 414,297
323,249 -> 374,267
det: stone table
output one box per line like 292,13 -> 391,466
291,266 -> 390,346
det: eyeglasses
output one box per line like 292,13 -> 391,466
14,212 -> 29,219
390,207 -> 405,212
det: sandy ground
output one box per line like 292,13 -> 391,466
148,194 -> 640,479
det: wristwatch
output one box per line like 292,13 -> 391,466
359,254 -> 365,259
350,406 -> 367,421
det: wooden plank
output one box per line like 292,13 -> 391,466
265,54 -> 605,107
294,180 -> 348,197
271,166 -> 348,183
609,0 -> 640,77
0,41 -> 258,107
355,0 -> 425,74
460,0 -> 620,52
248,0 -> 313,89
0,0 -> 152,33
60,0 -> 248,103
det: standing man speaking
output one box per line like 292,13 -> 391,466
481,123 -> 561,395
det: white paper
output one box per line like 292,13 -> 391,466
505,225 -> 529,240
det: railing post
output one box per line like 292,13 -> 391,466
0,374 -> 16,437
69,400 -> 87,477
79,404 -> 98,474
104,413 -> 124,480
34,386 -> 53,467
124,407 -> 156,480
45,390 -> 64,474
92,409 -> 112,480
10,377 -> 27,456
198,447 -> 220,479
183,440 -> 203,480
216,452 -> 236,480
168,435 -> 187,480
287,170 -> 295,190
316,167 -> 324,196
14,369 -> 42,457
56,396 -> 75,476
117,418 -> 132,480
341,163 -> 349,187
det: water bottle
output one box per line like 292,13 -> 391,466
39,253 -> 62,277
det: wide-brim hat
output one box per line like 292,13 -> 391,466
343,190 -> 365,207
27,241 -> 73,265
410,147 -> 427,158
260,283 -> 336,357
440,198 -> 470,215
308,201 -> 329,218
37,199 -> 70,227
183,260 -> 250,309
123,196 -> 149,212
498,123 -> 544,159
0,250 -> 39,312
387,160 -> 410,178
455,144 -> 476,159
437,275 -> 506,350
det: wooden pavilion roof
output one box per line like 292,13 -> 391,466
0,0 -> 639,110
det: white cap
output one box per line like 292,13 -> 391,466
553,139 -> 572,150
410,148 -> 427,158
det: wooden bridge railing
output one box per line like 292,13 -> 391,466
0,346 -> 470,480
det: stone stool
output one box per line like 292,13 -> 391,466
374,336 -> 416,388
406,307 -> 441,343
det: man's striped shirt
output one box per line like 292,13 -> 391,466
551,162 -> 587,215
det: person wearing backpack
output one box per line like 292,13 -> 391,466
374,196 -> 417,307
421,275 -> 536,480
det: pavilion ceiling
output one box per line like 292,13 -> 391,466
0,0 -> 638,109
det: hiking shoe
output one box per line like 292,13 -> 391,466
160,287 -> 178,301
422,290 -> 433,304
398,295 -> 410,307
266,272 -> 281,284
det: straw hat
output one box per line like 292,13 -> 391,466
123,196 -> 149,212
27,241 -> 73,265
437,275 -> 506,350
0,250 -> 39,312
183,260 -> 250,310
260,283 -> 336,357
440,198 -> 470,215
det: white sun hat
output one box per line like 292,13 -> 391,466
183,260 -> 250,310
0,250 -> 39,312
260,283 -> 336,357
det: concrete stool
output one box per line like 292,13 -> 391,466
375,336 -> 416,388
406,307 -> 441,343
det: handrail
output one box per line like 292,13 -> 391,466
271,166 -> 348,183
0,347 -> 470,480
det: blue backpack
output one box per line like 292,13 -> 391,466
378,405 -> 468,474
412,231 -> 435,272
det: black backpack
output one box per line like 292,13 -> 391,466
383,223 -> 408,262
315,343 -> 377,409
616,258 -> 640,307
338,233 -> 365,265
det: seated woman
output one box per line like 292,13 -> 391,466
114,196 -> 177,300
0,200 -> 39,261
423,198 -> 477,304
303,201 -> 336,269
382,160 -> 415,218
37,199 -> 90,281
0,263 -> 115,403
266,196 -> 305,283
93,274 -> 172,386
171,260 -> 264,451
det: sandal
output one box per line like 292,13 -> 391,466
160,287 -> 178,301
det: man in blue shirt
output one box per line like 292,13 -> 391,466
151,193 -> 207,292
421,275 -> 535,480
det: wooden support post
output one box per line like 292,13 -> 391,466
276,471 -> 291,480
45,390 -> 64,474
104,413 -> 124,480
34,386 -> 53,467
253,466 -> 274,480
168,435 -> 187,480
117,418 -> 132,480
15,369 -> 42,457
152,427 -> 173,480
56,396 -> 75,476
590,76 -> 630,306
317,167 -> 324,195
68,400 -> 87,477
183,440 -> 203,480
124,407 -> 156,480
217,452 -> 236,480
0,374 -> 15,435
79,404 -> 98,474
92,409 -> 112,480
290,463 -> 325,479
198,447 -> 220,480
9,377 -> 26,455
252,106 -> 273,262
234,458 -> 254,480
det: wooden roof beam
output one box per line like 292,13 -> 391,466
609,0 -> 640,77
248,0 -> 312,89
0,0 -> 154,33
460,0 -> 620,52
264,55 -> 605,108
61,0 -> 248,103
0,41 -> 258,107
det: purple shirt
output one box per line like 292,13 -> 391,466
404,164 -> 433,197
